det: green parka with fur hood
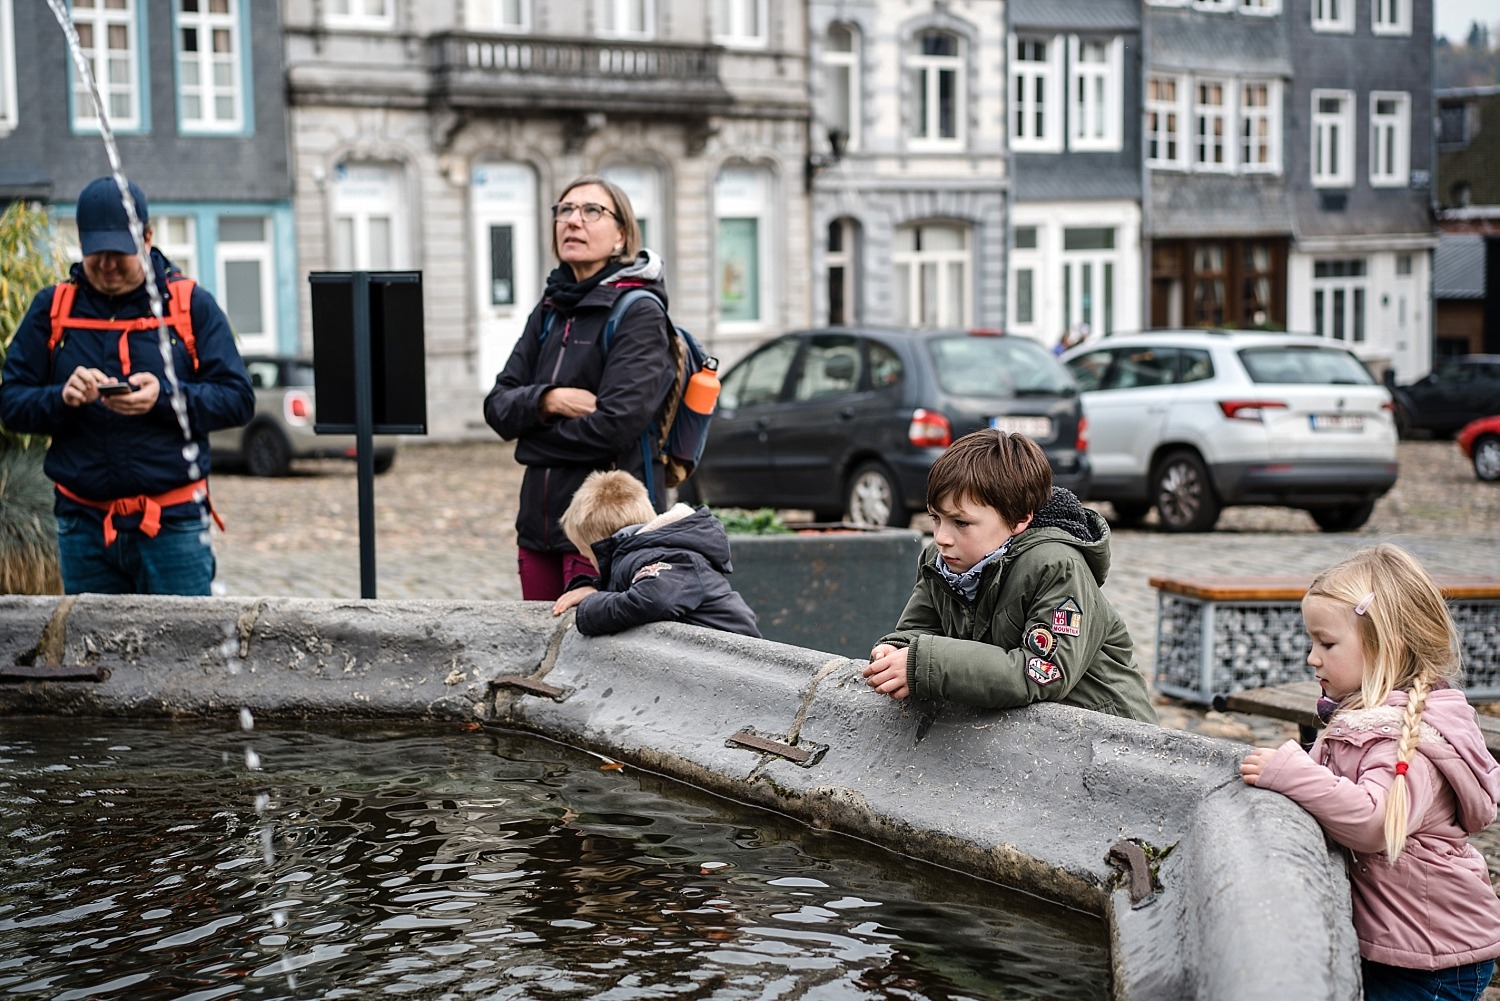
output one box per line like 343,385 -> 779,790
878,488 -> 1158,723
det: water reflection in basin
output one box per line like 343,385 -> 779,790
0,719 -> 1109,999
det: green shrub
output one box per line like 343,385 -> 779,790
715,507 -> 792,536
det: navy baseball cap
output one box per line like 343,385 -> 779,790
76,176 -> 149,256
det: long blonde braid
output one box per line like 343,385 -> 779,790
1383,675 -> 1430,861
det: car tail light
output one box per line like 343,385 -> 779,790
1218,400 -> 1288,422
909,408 -> 952,448
1075,414 -> 1089,453
284,390 -> 313,427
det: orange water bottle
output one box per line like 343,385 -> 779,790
684,358 -> 721,415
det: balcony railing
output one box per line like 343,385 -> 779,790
431,33 -> 731,116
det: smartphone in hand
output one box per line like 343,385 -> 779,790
97,381 -> 133,396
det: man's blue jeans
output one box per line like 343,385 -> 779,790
57,512 -> 216,596
1362,958 -> 1496,1001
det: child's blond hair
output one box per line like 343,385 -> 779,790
1306,544 -> 1462,861
561,471 -> 656,562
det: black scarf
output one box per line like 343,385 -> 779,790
543,260 -> 628,315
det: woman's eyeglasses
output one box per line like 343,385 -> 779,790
551,202 -> 619,223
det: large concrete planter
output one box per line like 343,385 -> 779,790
728,525 -> 923,658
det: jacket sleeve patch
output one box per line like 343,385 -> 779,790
1025,625 -> 1057,658
1026,657 -> 1062,686
1051,598 -> 1083,637
631,561 -> 674,584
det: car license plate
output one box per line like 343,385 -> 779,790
990,415 -> 1054,439
1309,414 -> 1363,432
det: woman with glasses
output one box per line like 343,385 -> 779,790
483,175 -> 677,601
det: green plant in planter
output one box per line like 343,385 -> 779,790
0,200 -> 69,594
713,507 -> 793,536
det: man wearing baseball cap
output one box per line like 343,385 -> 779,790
0,176 -> 254,594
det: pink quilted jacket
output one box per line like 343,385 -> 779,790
1256,688 -> 1500,970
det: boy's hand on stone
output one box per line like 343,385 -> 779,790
863,647 -> 910,700
1239,747 -> 1274,785
551,586 -> 596,617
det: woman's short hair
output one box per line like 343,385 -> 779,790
549,175 -> 641,263
926,430 -> 1053,527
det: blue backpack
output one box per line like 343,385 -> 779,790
540,289 -> 716,494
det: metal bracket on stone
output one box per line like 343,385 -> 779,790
725,728 -> 827,768
1107,840 -> 1158,909
0,664 -> 111,684
491,675 -> 571,702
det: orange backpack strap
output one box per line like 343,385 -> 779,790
166,276 -> 197,372
47,282 -> 78,354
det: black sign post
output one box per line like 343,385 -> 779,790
308,271 -> 427,599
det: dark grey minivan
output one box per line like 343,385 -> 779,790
684,327 -> 1090,527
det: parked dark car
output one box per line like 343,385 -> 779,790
1392,354 -> 1500,438
683,327 -> 1089,527
209,356 -> 399,477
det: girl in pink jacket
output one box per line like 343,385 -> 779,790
1241,545 -> 1500,1001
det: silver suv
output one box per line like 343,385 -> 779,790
1060,330 -> 1398,532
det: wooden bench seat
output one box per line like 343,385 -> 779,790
1149,574 -> 1500,603
1217,681 -> 1500,762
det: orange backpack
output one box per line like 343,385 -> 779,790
47,275 -> 198,374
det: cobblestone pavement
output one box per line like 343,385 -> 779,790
209,437 -> 1500,892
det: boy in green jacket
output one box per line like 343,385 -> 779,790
862,429 -> 1158,723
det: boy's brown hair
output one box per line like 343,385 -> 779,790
926,430 -> 1052,527
561,470 -> 657,559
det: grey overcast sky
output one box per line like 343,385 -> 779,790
1436,0 -> 1500,42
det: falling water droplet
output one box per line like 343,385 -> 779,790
244,747 -> 262,770
239,708 -> 255,731
261,824 -> 275,865
273,908 -> 287,928
254,793 -> 270,815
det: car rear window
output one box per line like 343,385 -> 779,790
1238,346 -> 1376,386
927,336 -> 1076,397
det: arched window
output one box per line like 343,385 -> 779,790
893,223 -> 970,328
907,30 -> 963,147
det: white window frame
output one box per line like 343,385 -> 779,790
714,166 -> 773,332
908,29 -> 965,149
1010,34 -> 1062,153
893,223 -> 972,328
1239,79 -> 1280,174
597,0 -> 655,40
1312,259 -> 1367,343
1312,89 -> 1354,187
70,0 -> 143,132
0,0 -> 15,134
153,214 -> 197,279
714,0 -> 766,49
1240,0 -> 1281,14
1062,229 -> 1119,338
330,161 -> 410,271
1194,0 -> 1232,10
1009,226 -> 1039,337
216,215 -> 277,356
1372,0 -> 1410,35
820,22 -> 860,150
1146,73 -> 1187,170
324,0 -> 393,30
175,0 -> 244,134
1069,36 -> 1122,152
1193,77 -> 1233,172
1369,90 -> 1410,187
1311,0 -> 1353,33
1146,0 -> 1189,6
469,0 -> 531,33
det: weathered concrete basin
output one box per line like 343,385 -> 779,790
0,595 -> 1360,1000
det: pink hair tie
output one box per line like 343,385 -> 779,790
1394,761 -> 1409,777
1354,592 -> 1375,616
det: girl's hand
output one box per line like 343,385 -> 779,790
551,586 -> 596,616
1239,747 -> 1275,786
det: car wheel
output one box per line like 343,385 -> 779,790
1110,501 -> 1152,525
1473,435 -> 1500,483
1394,404 -> 1413,440
1309,501 -> 1376,533
1152,450 -> 1220,532
243,424 -> 292,477
845,462 -> 905,528
373,451 -> 396,475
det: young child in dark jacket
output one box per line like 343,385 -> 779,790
550,471 -> 761,638
862,429 -> 1157,723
